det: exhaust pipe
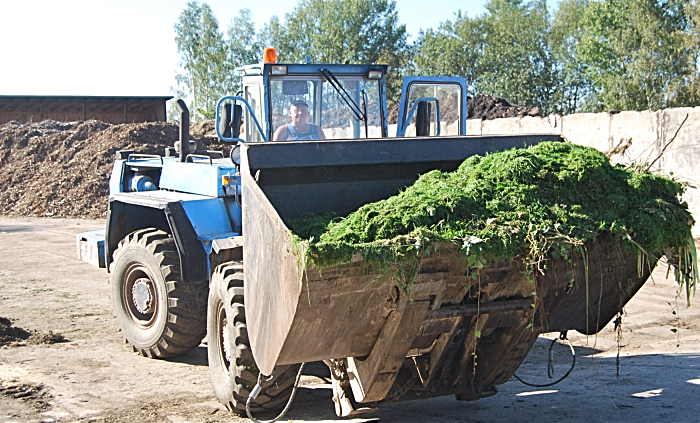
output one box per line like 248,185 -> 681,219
176,99 -> 190,162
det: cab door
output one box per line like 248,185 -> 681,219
396,76 -> 468,137
243,82 -> 264,142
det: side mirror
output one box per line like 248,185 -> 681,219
415,101 -> 431,137
218,103 -> 232,138
231,104 -> 243,138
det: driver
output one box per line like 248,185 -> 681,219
273,100 -> 326,141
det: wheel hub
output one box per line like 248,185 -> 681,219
132,278 -> 154,314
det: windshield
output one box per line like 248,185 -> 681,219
270,75 -> 382,140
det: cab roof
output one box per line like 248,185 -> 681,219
236,63 -> 388,77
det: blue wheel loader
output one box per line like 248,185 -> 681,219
105,49 -> 653,418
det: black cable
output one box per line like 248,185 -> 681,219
513,333 -> 576,388
246,363 -> 306,423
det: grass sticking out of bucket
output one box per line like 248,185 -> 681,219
287,141 -> 697,295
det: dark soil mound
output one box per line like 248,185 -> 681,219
387,94 -> 541,124
0,120 -> 224,219
190,119 -> 217,139
468,94 -> 542,120
0,316 -> 67,346
0,316 -> 31,345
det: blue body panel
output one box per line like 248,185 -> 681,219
109,161 -> 125,193
181,198 -> 238,241
159,160 -> 238,197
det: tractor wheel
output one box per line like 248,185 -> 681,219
208,261 -> 299,414
111,228 -> 207,358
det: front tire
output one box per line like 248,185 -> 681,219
207,261 -> 299,414
111,228 -> 207,358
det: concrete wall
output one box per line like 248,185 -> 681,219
466,107 -> 700,238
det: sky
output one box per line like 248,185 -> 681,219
0,0 -> 543,97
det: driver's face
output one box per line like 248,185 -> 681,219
289,104 -> 309,125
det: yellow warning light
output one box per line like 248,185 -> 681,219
222,175 -> 239,186
263,47 -> 278,64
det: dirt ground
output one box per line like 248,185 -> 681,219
0,216 -> 699,423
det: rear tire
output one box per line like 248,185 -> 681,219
207,261 -> 299,414
111,228 -> 207,358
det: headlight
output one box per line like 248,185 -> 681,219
271,65 -> 287,75
230,145 -> 241,165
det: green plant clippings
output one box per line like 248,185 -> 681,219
286,141 -> 697,296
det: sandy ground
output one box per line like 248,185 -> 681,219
1,216 -> 699,423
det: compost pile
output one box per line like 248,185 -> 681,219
468,94 -> 542,120
387,94 -> 542,124
0,120 -> 221,219
288,142 -> 696,291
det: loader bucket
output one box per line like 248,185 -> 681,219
240,134 -> 563,376
240,134 -> 660,406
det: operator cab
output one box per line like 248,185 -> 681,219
234,55 -> 388,142
217,48 -> 468,144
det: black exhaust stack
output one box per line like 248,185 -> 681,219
176,99 -> 190,162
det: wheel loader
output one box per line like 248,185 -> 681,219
105,48 -> 660,418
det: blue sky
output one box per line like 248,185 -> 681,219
0,0 -> 551,97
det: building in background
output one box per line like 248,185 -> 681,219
0,96 -> 172,125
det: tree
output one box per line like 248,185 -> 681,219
550,0 -> 594,114
174,1 -> 229,120
476,0 -> 556,113
259,15 -> 283,52
278,0 -> 409,103
225,8 -> 263,90
579,0 -> 699,111
412,12 -> 484,95
412,1 -> 558,113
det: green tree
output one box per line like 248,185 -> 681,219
677,1 -> 700,105
579,0 -> 699,111
476,0 -> 556,113
550,0 -> 594,114
259,15 -> 283,52
412,0 -> 557,113
225,8 -> 263,90
412,12 -> 484,94
174,1 -> 229,120
278,0 -> 409,103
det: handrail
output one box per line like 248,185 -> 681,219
126,154 -> 163,165
185,154 -> 214,165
